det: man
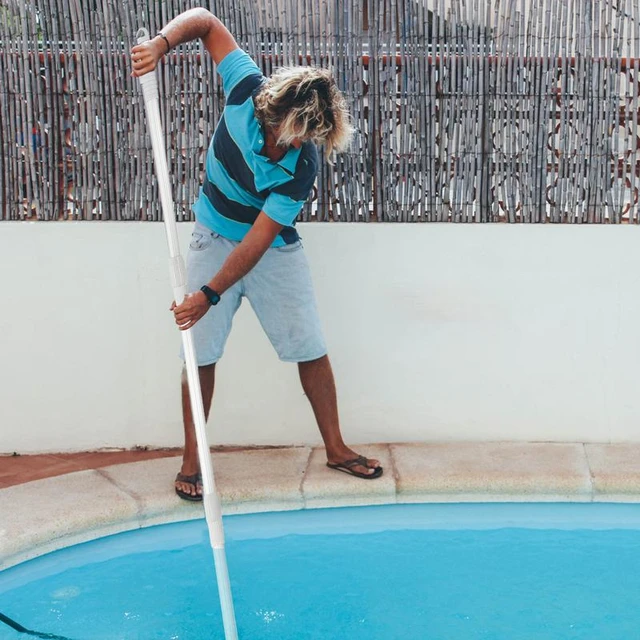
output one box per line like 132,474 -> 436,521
131,8 -> 382,501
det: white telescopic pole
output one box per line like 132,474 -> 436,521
135,28 -> 239,640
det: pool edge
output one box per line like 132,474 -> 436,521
3,441 -> 640,570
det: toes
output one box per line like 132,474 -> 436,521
357,457 -> 380,471
354,457 -> 382,475
176,482 -> 192,495
176,481 -> 200,496
352,464 -> 376,475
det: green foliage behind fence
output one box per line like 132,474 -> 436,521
2,0 -> 640,222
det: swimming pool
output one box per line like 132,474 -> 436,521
2,503 -> 640,639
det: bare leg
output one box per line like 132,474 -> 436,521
175,363 -> 216,497
298,355 -> 380,476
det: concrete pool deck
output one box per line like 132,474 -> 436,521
2,442 -> 640,570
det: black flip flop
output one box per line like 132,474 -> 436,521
175,472 -> 203,501
326,455 -> 383,479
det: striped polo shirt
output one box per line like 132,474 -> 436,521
192,48 -> 318,246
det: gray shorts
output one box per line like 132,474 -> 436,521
182,222 -> 327,365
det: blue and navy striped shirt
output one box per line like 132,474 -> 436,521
192,48 -> 318,246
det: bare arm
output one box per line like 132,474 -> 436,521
172,213 -> 284,331
131,8 -> 238,77
208,214 -> 283,295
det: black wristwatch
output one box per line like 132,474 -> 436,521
200,285 -> 221,306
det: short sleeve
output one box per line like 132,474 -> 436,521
262,192 -> 307,227
216,48 -> 262,96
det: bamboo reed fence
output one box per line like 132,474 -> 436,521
2,0 -> 640,223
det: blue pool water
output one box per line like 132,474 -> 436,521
2,504 -> 640,639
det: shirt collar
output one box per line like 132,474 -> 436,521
276,146 -> 302,174
252,119 -> 301,174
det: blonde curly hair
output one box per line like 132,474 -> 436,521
254,66 -> 354,161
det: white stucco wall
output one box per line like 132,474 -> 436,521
1,221 -> 640,454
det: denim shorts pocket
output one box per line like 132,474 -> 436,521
275,240 -> 303,253
189,228 -> 214,251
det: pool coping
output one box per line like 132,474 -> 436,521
2,441 -> 640,570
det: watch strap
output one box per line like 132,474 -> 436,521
200,285 -> 221,306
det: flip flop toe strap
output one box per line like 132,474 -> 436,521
175,472 -> 201,485
342,455 -> 372,469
